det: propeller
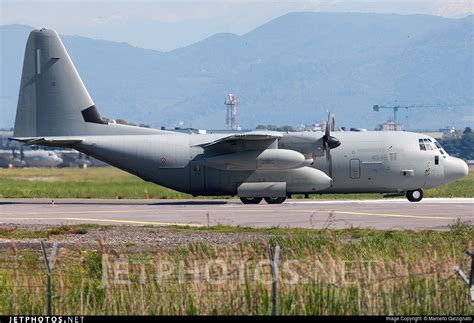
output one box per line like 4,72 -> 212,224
321,112 -> 341,181
322,112 -> 341,161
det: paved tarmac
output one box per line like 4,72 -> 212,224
0,198 -> 472,230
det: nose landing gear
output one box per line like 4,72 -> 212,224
406,189 -> 423,202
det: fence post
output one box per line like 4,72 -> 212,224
454,249 -> 474,304
40,240 -> 58,315
268,244 -> 280,316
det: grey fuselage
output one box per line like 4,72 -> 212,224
69,127 -> 468,196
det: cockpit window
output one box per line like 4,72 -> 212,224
434,141 -> 448,156
419,139 -> 426,151
420,138 -> 449,156
421,138 -> 435,149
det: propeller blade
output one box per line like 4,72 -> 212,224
322,112 -> 340,161
325,113 -> 331,138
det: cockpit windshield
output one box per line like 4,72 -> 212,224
419,138 -> 448,155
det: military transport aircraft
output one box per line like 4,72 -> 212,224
10,29 -> 469,204
0,147 -> 63,168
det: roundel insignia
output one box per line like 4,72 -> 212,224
160,157 -> 167,164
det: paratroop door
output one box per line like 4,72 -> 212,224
350,159 -> 360,179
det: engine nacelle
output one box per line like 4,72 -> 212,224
236,167 -> 332,197
285,167 -> 332,193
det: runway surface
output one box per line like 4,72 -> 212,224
0,198 -> 472,230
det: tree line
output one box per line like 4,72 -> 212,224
438,128 -> 473,160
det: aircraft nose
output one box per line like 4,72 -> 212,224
444,157 -> 468,182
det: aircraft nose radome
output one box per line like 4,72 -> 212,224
445,157 -> 469,182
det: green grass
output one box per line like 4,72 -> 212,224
0,167 -> 191,199
424,171 -> 474,198
0,167 -> 472,199
0,224 -> 106,239
0,225 -> 472,315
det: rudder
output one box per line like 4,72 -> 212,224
13,28 -> 105,137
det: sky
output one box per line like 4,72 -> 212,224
1,0 -> 473,51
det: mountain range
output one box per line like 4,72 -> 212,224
1,12 -> 472,130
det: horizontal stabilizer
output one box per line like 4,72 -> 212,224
9,137 -> 83,146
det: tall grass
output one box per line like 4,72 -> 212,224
0,227 -> 472,315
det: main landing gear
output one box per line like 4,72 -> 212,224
406,189 -> 423,202
239,196 -> 287,204
264,197 -> 287,204
239,197 -> 263,204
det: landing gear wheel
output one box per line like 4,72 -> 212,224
406,189 -> 423,202
240,197 -> 263,205
264,197 -> 287,204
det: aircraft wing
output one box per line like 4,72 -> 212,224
9,137 -> 83,146
198,131 -> 283,148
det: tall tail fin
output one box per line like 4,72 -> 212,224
13,28 -> 106,137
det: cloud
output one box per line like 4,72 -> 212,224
91,14 -> 123,25
431,0 -> 474,17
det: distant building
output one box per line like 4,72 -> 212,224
375,122 -> 403,131
440,127 -> 457,137
417,132 -> 444,140
296,122 -> 324,132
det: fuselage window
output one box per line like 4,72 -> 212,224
435,155 -> 439,165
